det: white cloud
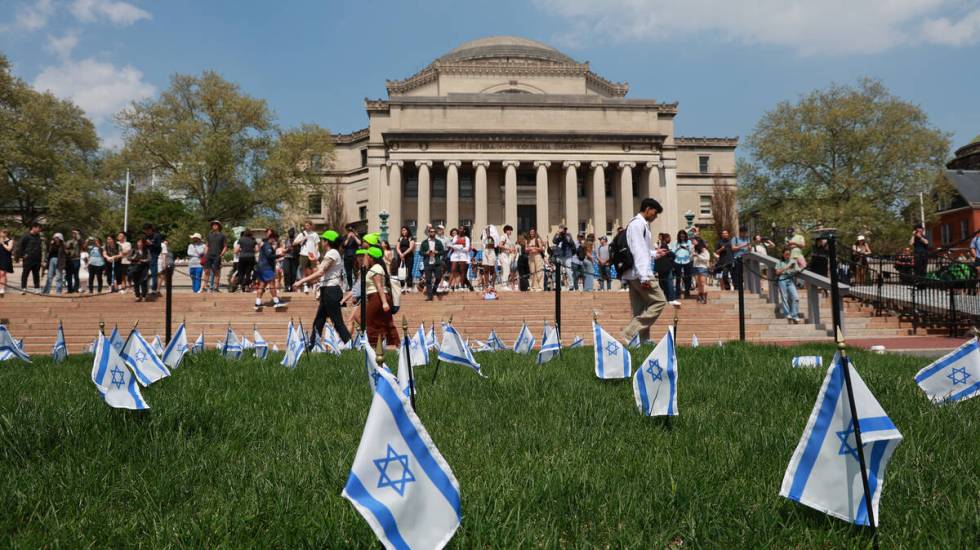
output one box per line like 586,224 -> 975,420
534,0 -> 980,55
70,0 -> 151,26
33,57 -> 156,147
15,0 -> 55,30
45,31 -> 79,59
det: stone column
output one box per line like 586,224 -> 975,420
663,157 -> 678,235
503,160 -> 520,230
645,161 -> 664,235
444,160 -> 461,230
618,162 -> 635,232
386,160 -> 403,237
562,161 -> 579,231
473,161 -> 489,235
590,161 -> 608,237
534,161 -> 551,234
415,160 -> 432,238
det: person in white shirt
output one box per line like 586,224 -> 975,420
293,230 -> 351,344
498,225 -> 515,290
622,198 -> 669,343
293,220 -> 321,293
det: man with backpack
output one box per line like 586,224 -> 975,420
611,198 -> 668,344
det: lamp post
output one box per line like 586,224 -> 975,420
683,210 -> 696,232
379,209 -> 390,243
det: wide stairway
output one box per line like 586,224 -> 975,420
1,288 -> 906,354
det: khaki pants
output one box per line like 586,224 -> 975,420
623,279 -> 667,342
528,254 -> 543,290
499,253 -> 511,287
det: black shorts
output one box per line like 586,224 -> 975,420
204,256 -> 222,271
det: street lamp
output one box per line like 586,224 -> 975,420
684,210 -> 696,231
378,209 -> 390,243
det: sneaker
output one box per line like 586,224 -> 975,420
303,284 -> 309,294
669,300 -> 682,307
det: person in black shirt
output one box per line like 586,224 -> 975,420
282,227 -> 298,291
342,225 -> 361,288
910,224 -> 930,277
128,238 -> 151,301
16,223 -> 44,291
715,230 -> 734,290
143,223 -> 163,294
392,226 -> 416,289
0,229 -> 13,295
236,229 -> 257,292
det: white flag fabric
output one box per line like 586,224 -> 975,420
627,332 -> 641,349
272,344 -> 280,352
568,336 -> 584,349
162,323 -> 189,369
150,335 -> 165,357
121,328 -> 171,386
513,322 -> 535,354
593,321 -> 631,379
91,334 -> 149,410
253,328 -> 270,360
793,356 -> 824,369
633,328 -> 678,417
221,327 -> 243,360
192,332 -> 205,353
487,329 -> 506,352
408,325 -> 429,367
52,322 -> 68,363
320,326 -> 342,355
438,324 -> 484,377
536,323 -> 561,365
0,325 -> 30,362
281,321 -> 305,369
914,337 -> 980,404
241,336 -> 253,350
691,334 -> 699,348
86,336 -> 97,355
780,352 -> 903,527
108,326 -> 125,354
342,367 -> 461,549
426,326 -> 438,351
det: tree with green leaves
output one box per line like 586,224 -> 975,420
738,78 -> 950,251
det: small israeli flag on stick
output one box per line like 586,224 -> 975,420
161,322 -> 189,369
108,326 -> 125,354
253,327 -> 269,360
426,324 -> 438,351
536,322 -> 561,365
342,365 -> 461,549
91,334 -> 149,410
691,334 -> 699,348
914,337 -> 980,404
487,329 -> 506,352
52,321 -> 68,363
627,332 -> 641,349
780,350 -> 903,527
513,321 -> 535,354
633,328 -> 678,416
438,323 -> 484,377
150,335 -> 165,357
409,324 -> 429,367
121,327 -> 171,386
221,326 -> 243,360
568,335 -> 584,349
0,325 -> 30,362
281,320 -> 304,369
592,316 -> 631,379
792,356 -> 824,368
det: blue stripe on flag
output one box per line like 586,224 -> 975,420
376,377 -> 462,518
637,367 -> 650,415
127,376 -> 146,409
949,380 -> 980,402
787,361 -> 844,500
858,416 -> 897,434
594,324 -> 604,378
854,439 -> 888,526
344,472 -> 411,550
667,331 -> 677,416
122,352 -> 153,386
915,339 -> 978,382
94,341 -> 110,385
437,351 -> 473,366
622,342 -> 631,377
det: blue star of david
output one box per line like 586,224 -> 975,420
112,340 -> 123,352
948,367 -> 971,385
836,426 -> 859,460
134,349 -> 147,362
410,338 -> 419,350
373,443 -> 416,497
605,341 -> 620,355
110,366 -> 126,390
371,369 -> 383,384
646,359 -> 663,381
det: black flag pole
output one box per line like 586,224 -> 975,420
672,304 -> 680,346
402,316 -> 416,410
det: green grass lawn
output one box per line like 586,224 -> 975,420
0,342 -> 977,548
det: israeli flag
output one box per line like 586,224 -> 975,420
593,320 -> 631,379
320,326 -> 342,355
793,356 -> 824,369
0,325 -> 30,362
363,334 -> 393,393
438,324 -> 484,377
627,332 -> 641,349
914,337 -> 980,404
253,328 -> 269,360
691,334 -> 699,348
409,326 -> 429,367
779,352 -> 903,527
52,322 -> 68,363
568,336 -> 584,349
150,335 -> 165,357
272,344 -> 279,352
281,321 -> 305,369
86,336 -> 97,355
352,332 -> 365,351
397,338 -> 416,401
121,328 -> 171,386
471,340 -> 492,353
487,329 -> 506,352
310,334 -> 328,354
221,326 -> 243,360
342,367 -> 461,549
632,328 -> 678,417
513,322 -> 535,354
192,332 -> 205,353
536,323 -> 561,365
241,336 -> 253,350
108,326 -> 125,354
161,323 -> 189,369
426,325 -> 438,351
91,334 -> 149,410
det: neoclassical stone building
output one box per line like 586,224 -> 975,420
311,36 -> 737,240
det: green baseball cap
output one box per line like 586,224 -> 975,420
321,229 -> 339,241
355,246 -> 383,259
362,233 -> 380,246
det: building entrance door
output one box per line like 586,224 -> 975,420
517,205 -> 536,235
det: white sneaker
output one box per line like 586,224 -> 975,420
669,300 -> 682,307
303,284 -> 309,294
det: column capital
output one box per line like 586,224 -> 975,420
591,161 -> 609,169
443,160 -> 462,168
533,160 -> 552,169
415,160 -> 433,168
646,161 -> 664,170
385,160 -> 404,167
472,160 -> 490,168
618,161 -> 636,169
562,161 -> 580,169
502,160 -> 521,168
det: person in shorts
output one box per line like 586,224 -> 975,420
204,220 -> 227,292
254,228 -> 282,309
293,220 -> 320,293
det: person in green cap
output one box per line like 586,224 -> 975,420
357,244 -> 399,346
294,229 -> 350,344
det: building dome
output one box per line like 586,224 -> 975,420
435,36 -> 577,65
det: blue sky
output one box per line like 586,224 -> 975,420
3,0 -> 979,153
